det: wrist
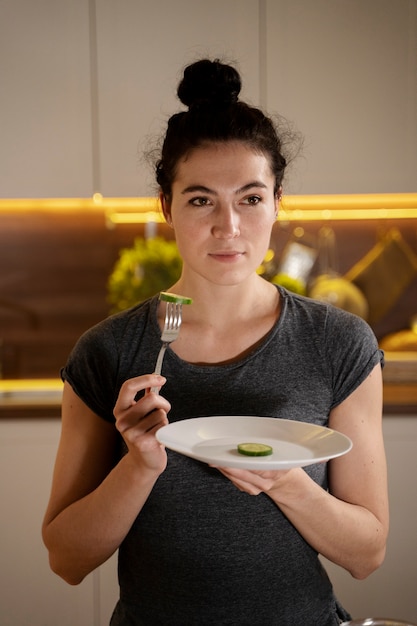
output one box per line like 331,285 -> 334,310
268,467 -> 318,507
119,450 -> 165,488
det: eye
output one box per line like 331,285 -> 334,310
242,195 -> 262,205
189,196 -> 212,207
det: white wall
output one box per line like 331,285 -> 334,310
0,0 -> 416,197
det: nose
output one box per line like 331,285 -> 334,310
211,206 -> 240,239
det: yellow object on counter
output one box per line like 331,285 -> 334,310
345,229 -> 417,325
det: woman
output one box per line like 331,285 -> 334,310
42,59 -> 389,625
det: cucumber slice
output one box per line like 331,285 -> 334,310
159,291 -> 193,305
237,443 -> 273,457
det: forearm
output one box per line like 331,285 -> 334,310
43,453 -> 160,585
269,467 -> 387,579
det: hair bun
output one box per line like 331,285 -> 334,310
177,59 -> 241,108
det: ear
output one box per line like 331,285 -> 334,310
275,186 -> 283,219
159,192 -> 173,227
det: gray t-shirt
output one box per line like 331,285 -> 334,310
62,286 -> 383,626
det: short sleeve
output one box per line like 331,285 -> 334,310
325,308 -> 384,409
61,319 -> 120,422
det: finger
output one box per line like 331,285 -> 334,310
115,396 -> 171,433
115,375 -> 167,413
228,476 -> 262,496
143,408 -> 170,433
121,408 -> 169,442
214,467 -> 271,495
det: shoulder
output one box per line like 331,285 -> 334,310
79,297 -> 157,346
278,286 -> 381,361
278,286 -> 339,334
64,296 -> 158,380
276,287 -> 383,407
61,297 -> 159,422
280,286 -> 372,333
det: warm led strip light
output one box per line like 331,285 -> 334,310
280,193 -> 417,221
0,193 -> 416,222
0,379 -> 63,394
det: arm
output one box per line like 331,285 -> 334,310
217,363 -> 389,579
42,375 -> 170,585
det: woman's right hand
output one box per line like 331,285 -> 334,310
114,374 -> 171,474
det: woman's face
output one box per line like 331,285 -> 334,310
162,141 -> 278,288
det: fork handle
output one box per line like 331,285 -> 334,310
150,342 -> 168,393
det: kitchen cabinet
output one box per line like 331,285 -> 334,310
0,418 -> 119,625
322,416 -> 417,623
0,0 -> 93,198
0,419 -> 95,625
2,1 -> 416,198
265,0 -> 417,195
1,414 -> 416,624
94,0 -> 260,196
0,0 -> 260,199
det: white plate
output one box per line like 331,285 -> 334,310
156,415 -> 352,469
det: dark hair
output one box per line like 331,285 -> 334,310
156,59 -> 289,198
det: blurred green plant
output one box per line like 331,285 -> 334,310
107,237 -> 182,313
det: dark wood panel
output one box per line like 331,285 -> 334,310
0,211 -> 171,377
1,210 -> 416,378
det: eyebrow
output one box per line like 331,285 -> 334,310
181,181 -> 268,195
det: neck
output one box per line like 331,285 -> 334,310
163,274 -> 280,366
169,273 -> 279,325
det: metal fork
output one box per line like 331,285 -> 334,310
150,300 -> 183,393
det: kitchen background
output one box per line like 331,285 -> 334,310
1,0 -> 417,624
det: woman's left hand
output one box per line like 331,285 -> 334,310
213,466 -> 292,496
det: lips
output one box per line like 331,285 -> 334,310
208,251 -> 245,262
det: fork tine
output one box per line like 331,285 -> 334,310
150,301 -> 183,392
165,301 -> 173,329
172,302 -> 182,329
165,302 -> 181,331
